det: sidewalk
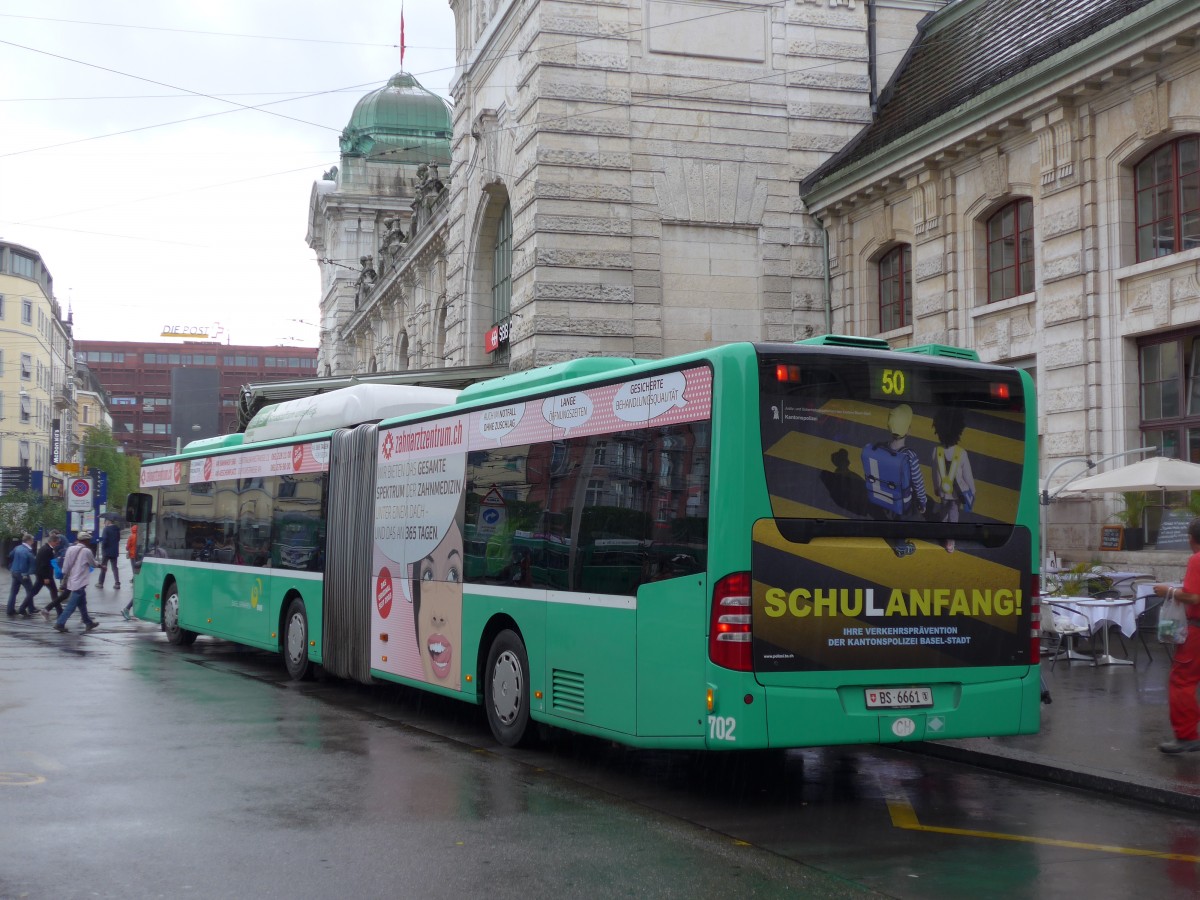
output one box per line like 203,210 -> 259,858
909,636 -> 1200,813
4,562 -> 137,627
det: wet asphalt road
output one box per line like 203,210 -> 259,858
0,596 -> 868,900
4,580 -> 1200,899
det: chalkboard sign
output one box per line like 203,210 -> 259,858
1155,509 -> 1194,551
1099,525 -> 1123,550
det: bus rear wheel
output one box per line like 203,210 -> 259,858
485,630 -> 534,747
283,598 -> 313,681
163,585 -> 197,647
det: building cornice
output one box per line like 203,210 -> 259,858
804,0 -> 1197,210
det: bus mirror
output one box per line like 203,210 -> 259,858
125,493 -> 153,524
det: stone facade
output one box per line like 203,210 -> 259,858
308,158 -> 454,376
435,0 -> 937,369
802,4 -> 1200,565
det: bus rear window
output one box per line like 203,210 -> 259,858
758,351 -> 1025,527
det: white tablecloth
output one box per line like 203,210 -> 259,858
1045,596 -> 1143,637
1136,582 -> 1181,600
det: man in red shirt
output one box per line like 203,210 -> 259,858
1155,517 -> 1200,753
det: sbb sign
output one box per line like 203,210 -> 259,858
484,318 -> 512,354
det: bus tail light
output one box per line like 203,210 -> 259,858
709,571 -> 753,672
1031,573 -> 1042,662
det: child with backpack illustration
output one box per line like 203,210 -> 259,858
861,404 -> 927,557
930,407 -> 975,553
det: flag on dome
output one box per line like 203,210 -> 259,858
400,3 -> 406,67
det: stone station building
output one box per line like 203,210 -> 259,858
312,0 -> 1200,565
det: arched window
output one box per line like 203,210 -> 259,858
986,199 -> 1034,302
1135,136 -> 1200,262
434,305 -> 447,362
396,332 -> 409,370
878,245 -> 912,331
492,202 -> 512,324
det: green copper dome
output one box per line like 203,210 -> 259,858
340,72 -> 452,164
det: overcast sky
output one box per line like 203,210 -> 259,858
0,0 -> 457,348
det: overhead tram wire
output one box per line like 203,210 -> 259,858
0,4 -> 940,171
0,12 -> 419,48
13,163 -> 336,225
0,37 -> 359,158
2,0 -> 1007,129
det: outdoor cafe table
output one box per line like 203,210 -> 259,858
1044,595 -> 1142,666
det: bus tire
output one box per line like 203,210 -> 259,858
162,584 -> 197,647
283,597 -> 313,681
485,630 -> 534,748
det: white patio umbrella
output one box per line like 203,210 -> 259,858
1065,456 -> 1200,493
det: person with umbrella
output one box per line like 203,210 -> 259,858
97,514 -> 122,589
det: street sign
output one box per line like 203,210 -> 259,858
67,477 -> 93,513
476,487 -> 506,536
56,462 -> 81,475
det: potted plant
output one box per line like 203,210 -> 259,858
1050,559 -> 1113,596
1113,491 -> 1148,550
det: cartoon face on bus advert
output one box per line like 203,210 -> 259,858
372,415 -> 467,690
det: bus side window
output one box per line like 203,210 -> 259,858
125,492 -> 153,524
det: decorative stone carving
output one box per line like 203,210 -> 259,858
981,149 -> 1008,200
910,172 -> 939,237
472,108 -> 500,186
653,158 -> 768,224
915,253 -> 944,282
923,183 -> 939,233
1134,83 -> 1168,138
1039,118 -> 1076,188
1054,120 -> 1075,180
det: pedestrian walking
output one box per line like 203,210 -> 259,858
1154,516 -> 1200,754
7,533 -> 36,617
29,532 -> 65,620
97,519 -> 122,589
55,531 -> 99,633
121,524 -> 139,619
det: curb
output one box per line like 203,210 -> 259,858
900,740 -> 1200,815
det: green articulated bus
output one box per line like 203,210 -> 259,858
126,338 -> 1041,749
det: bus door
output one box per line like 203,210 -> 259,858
545,541 -> 638,736
636,549 -> 708,737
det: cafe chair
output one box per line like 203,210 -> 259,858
1116,594 -> 1168,664
1045,603 -> 1092,670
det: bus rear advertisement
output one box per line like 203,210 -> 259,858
128,339 -> 1040,750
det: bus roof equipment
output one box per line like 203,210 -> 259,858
243,383 -> 460,443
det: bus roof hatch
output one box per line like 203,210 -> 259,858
795,334 -> 892,351
895,343 -> 980,361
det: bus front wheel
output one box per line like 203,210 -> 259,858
485,630 -> 533,748
163,585 -> 197,647
283,598 -> 313,681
